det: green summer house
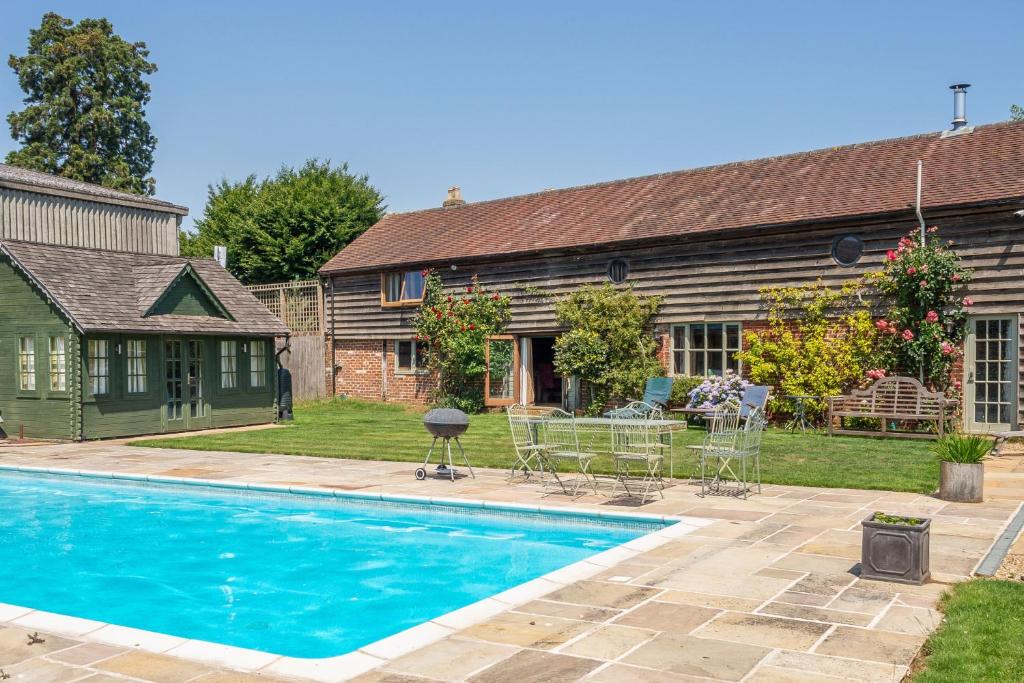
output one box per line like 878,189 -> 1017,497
0,165 -> 288,441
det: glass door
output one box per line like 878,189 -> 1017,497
965,317 -> 1018,433
187,340 -> 207,427
165,339 -> 211,431
484,335 -> 519,407
165,339 -> 185,431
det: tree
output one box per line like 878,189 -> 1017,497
1012,104 -> 1024,121
181,160 -> 385,284
6,12 -> 158,195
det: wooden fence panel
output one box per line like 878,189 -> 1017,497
277,335 -> 326,401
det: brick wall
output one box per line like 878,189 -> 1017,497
328,338 -> 435,404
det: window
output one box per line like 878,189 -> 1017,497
250,340 -> 267,388
381,271 -> 425,306
18,336 -> 35,391
88,339 -> 109,395
220,340 -> 237,389
395,339 -> 429,373
49,336 -> 66,392
671,323 -> 742,376
607,258 -> 630,284
127,339 -> 147,393
832,234 -> 864,267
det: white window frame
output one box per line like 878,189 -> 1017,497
49,336 -> 66,392
18,336 -> 36,391
670,322 -> 743,377
250,339 -> 267,388
127,339 -> 147,394
394,339 -> 429,375
220,340 -> 238,389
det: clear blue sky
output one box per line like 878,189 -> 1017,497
1,1 -> 1022,231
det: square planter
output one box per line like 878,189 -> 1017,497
860,514 -> 930,585
939,461 -> 984,503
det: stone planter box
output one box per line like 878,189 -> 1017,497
939,461 -> 984,503
860,514 -> 930,585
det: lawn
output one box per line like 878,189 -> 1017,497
132,399 -> 941,493
912,579 -> 1024,682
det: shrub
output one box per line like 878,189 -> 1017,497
552,284 -> 663,414
737,279 -> 879,420
687,371 -> 751,410
670,376 -> 704,407
933,433 -> 991,464
412,272 -> 511,413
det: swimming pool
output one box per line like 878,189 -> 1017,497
0,470 -> 674,659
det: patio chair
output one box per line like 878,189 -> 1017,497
700,406 -> 767,499
539,409 -> 599,497
685,402 -> 742,479
740,385 -> 770,420
506,404 -> 550,479
605,377 -> 673,418
610,413 -> 667,503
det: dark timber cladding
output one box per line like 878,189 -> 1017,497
321,121 -> 1024,427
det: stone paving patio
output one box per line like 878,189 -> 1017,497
1,440 -> 1022,683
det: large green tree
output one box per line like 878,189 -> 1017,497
6,12 -> 158,195
181,159 -> 385,284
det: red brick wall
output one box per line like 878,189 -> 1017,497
328,339 -> 435,404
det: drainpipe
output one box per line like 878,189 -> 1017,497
275,334 -> 291,421
328,277 -> 337,397
915,160 -> 926,243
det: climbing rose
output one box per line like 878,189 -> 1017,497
941,341 -> 955,355
928,225 -> 939,233
867,368 -> 887,380
920,280 -> 928,287
886,249 -> 897,261
907,266 -> 917,275
963,296 -> 974,307
925,310 -> 939,323
875,319 -> 889,330
466,286 -> 473,293
902,329 -> 914,341
920,264 -> 928,273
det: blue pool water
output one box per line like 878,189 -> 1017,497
0,472 -> 664,658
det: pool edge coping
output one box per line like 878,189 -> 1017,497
0,464 -> 712,682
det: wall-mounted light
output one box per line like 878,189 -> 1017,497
115,343 -> 122,355
242,342 -> 248,353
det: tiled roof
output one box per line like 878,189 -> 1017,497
0,240 -> 288,336
321,122 -> 1024,274
0,164 -> 188,215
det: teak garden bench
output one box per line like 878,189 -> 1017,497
827,376 -> 956,440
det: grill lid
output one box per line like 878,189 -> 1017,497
423,408 -> 470,437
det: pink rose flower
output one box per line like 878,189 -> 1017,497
920,280 -> 928,287
928,225 -> 939,233
907,266 -> 917,275
952,273 -> 961,282
875,319 -> 889,330
902,329 -> 914,341
941,341 -> 954,355
925,310 -> 939,323
920,264 -> 928,273
886,249 -> 897,261
963,296 -> 974,307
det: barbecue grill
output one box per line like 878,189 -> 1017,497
416,408 -> 475,481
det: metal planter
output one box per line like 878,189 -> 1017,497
860,514 -> 931,586
939,461 -> 984,503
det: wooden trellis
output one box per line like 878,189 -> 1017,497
247,279 -> 324,334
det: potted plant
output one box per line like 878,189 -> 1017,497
934,433 -> 990,503
861,512 -> 930,585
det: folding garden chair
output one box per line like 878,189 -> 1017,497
700,406 -> 767,499
605,377 -> 673,418
506,405 -> 553,479
740,385 -> 771,420
539,409 -> 599,497
610,415 -> 667,503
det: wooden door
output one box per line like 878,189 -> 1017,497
484,335 -> 519,407
965,316 -> 1018,433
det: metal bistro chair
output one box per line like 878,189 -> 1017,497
610,415 -> 667,503
506,404 -> 551,479
700,406 -> 767,499
539,409 -> 599,497
605,377 -> 674,418
686,402 -> 741,480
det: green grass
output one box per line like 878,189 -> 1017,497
132,399 -> 941,493
913,579 -> 1024,682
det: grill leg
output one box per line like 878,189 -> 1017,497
444,438 -> 455,481
454,437 -> 475,478
422,437 -> 438,468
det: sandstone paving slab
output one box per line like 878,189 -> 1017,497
826,586 -> 894,614
789,572 -> 858,597
694,611 -> 831,650
873,605 -> 944,636
95,651 -> 215,683
511,600 -> 622,623
466,649 -> 601,683
457,612 -> 592,650
654,590 -> 764,612
0,626 -> 79,665
775,591 -> 834,607
814,626 -> 926,665
586,662 -> 720,682
557,624 -> 655,660
541,581 -> 658,610
622,632 -> 770,681
4,657 -> 92,683
44,642 -> 126,666
757,601 -> 875,627
612,601 -> 720,633
378,635 -> 517,681
746,666 -> 846,682
190,672 -> 296,683
763,650 -> 909,683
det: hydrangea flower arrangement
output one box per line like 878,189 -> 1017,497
687,370 -> 752,410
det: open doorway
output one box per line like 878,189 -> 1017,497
530,336 -> 563,406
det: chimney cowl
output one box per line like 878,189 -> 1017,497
443,186 -> 466,207
942,83 -> 973,137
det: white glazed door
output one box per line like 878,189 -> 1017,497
964,316 -> 1018,433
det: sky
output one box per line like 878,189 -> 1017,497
1,1 -> 1022,231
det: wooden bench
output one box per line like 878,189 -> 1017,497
827,376 -> 956,439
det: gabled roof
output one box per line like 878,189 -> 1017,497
0,240 -> 288,336
0,164 -> 188,215
321,121 -> 1024,275
136,263 -> 234,320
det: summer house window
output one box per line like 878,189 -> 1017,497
88,340 -> 109,395
220,341 -> 238,389
127,339 -> 147,394
671,323 -> 742,376
395,339 -> 429,373
49,336 -> 66,392
250,340 -> 267,388
381,271 -> 425,306
18,336 -> 35,391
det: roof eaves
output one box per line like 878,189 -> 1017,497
0,178 -> 189,216
0,241 -> 84,332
